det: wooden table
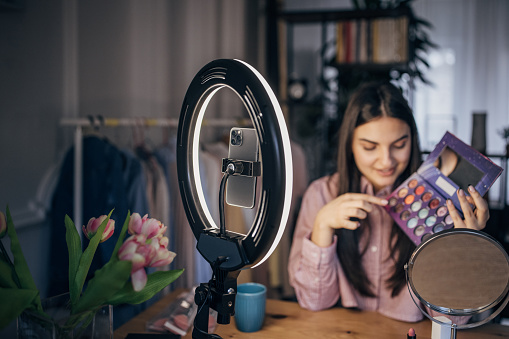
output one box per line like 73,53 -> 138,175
115,289 -> 509,339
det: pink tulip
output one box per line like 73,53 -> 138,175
149,236 -> 176,267
0,211 -> 6,238
118,233 -> 176,292
82,215 -> 115,242
128,213 -> 167,239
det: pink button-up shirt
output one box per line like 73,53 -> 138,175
288,173 -> 469,323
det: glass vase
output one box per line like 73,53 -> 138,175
17,292 -> 113,339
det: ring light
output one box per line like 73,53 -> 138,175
406,228 -> 509,338
176,59 -> 293,338
177,59 -> 292,271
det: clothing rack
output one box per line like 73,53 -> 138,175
61,116 -> 252,239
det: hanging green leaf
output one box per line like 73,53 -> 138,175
0,287 -> 41,329
106,269 -> 184,306
73,259 -> 132,314
5,207 -> 42,312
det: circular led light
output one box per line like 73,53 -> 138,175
176,59 -> 293,271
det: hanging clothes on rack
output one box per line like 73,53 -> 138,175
49,136 -> 131,297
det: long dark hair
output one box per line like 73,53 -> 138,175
335,81 -> 421,297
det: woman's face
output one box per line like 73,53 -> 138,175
352,116 -> 412,193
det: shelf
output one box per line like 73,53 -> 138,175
278,7 -> 412,24
330,62 -> 411,73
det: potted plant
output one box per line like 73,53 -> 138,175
0,207 -> 183,338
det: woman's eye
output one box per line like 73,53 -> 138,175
363,146 -> 376,151
393,142 -> 407,149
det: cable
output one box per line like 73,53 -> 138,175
219,163 -> 236,237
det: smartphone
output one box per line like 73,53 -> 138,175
226,127 -> 259,208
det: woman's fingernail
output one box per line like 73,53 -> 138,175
458,189 -> 465,197
468,185 -> 475,193
447,199 -> 453,206
381,199 -> 388,205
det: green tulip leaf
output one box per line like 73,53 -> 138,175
0,259 -> 17,288
0,287 -> 40,329
110,210 -> 130,261
73,259 -> 131,314
106,269 -> 184,306
64,214 -> 83,305
5,207 -> 42,312
73,210 -> 113,307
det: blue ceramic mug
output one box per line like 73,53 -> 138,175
234,283 -> 267,332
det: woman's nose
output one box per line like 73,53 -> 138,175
379,148 -> 395,167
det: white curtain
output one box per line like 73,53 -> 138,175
412,0 -> 509,155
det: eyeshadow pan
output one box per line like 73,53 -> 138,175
414,225 -> 425,236
437,206 -> 448,217
422,192 -> 433,202
398,188 -> 408,198
411,201 -> 422,212
425,215 -> 437,226
445,215 -> 453,225
408,179 -> 418,189
400,210 -> 411,221
421,233 -> 433,243
407,218 -> 418,229
433,223 -> 445,233
414,185 -> 425,195
394,203 -> 405,213
404,195 -> 415,205
418,208 -> 429,219
429,198 -> 440,210
389,197 -> 398,206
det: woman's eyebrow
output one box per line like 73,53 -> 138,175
358,134 -> 409,145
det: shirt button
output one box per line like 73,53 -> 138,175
371,246 -> 378,252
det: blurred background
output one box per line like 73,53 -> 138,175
1,0 -> 508,334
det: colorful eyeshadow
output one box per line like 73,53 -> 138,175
422,192 -> 433,202
404,195 -> 415,205
429,198 -> 440,210
411,201 -> 422,212
433,223 -> 445,233
408,179 -> 418,189
418,208 -> 429,219
389,197 -> 398,206
445,215 -> 453,225
437,206 -> 448,217
414,185 -> 425,195
422,233 -> 433,243
425,215 -> 437,226
400,210 -> 411,221
394,203 -> 405,213
407,218 -> 418,229
414,225 -> 425,236
398,188 -> 408,198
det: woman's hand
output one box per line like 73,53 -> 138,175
447,185 -> 489,231
311,193 -> 388,247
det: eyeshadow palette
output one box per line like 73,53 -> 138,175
385,131 -> 503,245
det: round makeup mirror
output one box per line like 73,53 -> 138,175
406,228 -> 509,335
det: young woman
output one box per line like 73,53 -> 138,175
288,81 -> 489,322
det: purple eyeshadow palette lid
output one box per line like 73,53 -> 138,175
384,131 -> 503,245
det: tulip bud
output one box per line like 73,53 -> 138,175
0,211 -> 6,238
82,215 -> 115,242
128,213 -> 166,239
